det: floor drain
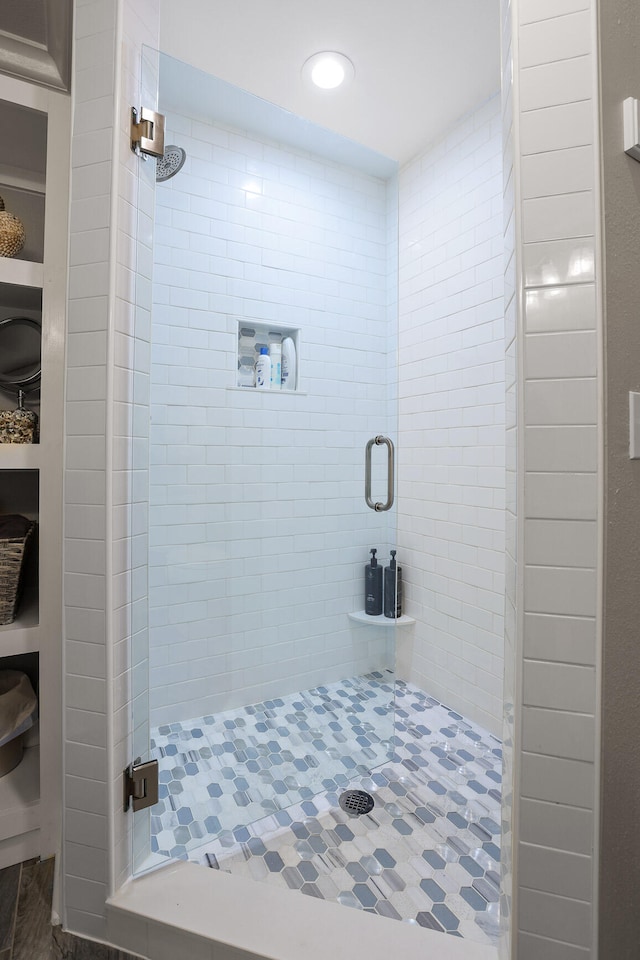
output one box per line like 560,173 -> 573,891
339,789 -> 375,816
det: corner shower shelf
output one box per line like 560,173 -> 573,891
348,611 -> 415,626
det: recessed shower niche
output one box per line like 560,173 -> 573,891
235,320 -> 300,390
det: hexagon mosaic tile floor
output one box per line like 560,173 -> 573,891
150,674 -> 502,946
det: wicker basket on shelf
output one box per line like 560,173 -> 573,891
0,196 -> 26,258
0,515 -> 35,625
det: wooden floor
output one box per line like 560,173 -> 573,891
0,859 -> 142,960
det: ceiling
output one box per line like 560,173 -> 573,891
159,0 -> 501,166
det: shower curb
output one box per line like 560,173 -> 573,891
106,860 -> 498,960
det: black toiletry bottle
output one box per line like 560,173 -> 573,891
384,550 -> 403,619
365,548 -> 383,616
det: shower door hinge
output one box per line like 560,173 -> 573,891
131,106 -> 165,158
123,757 -> 159,812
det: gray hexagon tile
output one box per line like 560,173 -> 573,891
150,675 -> 502,946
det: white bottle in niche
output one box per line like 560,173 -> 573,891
281,337 -> 296,390
270,342 -> 282,390
255,347 -> 271,389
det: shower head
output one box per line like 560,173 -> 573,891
156,145 -> 186,182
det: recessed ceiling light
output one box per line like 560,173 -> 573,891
302,52 -> 355,91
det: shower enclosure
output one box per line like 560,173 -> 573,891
132,47 -> 401,862
129,48 -> 502,946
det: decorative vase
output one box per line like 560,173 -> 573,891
0,195 -> 25,258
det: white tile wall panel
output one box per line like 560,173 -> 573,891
521,146 -> 595,203
519,11 -> 592,67
522,706 -> 595,762
397,95 -> 505,737
519,797 -> 594,855
518,888 -> 592,948
519,101 -> 594,156
523,660 -> 595,711
147,112 -> 394,724
524,330 -> 597,379
523,612 -> 596,665
522,191 -> 595,243
506,0 -> 601,955
523,519 -> 597,566
524,283 -> 596,332
524,377 -> 598,425
66,840 -> 109,884
518,934 -> 590,960
524,427 -> 597,472
519,842 -> 592,901
524,566 -> 597,616
524,473 -> 597,520
522,239 -> 595,287
65,0 -> 160,941
519,56 -> 593,112
518,0 -> 589,23
521,753 -> 595,809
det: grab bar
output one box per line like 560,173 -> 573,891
365,436 -> 395,512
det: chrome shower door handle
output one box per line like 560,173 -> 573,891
365,436 -> 395,512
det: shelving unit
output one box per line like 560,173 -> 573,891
0,73 -> 70,870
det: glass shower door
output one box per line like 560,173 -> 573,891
132,48 -> 400,870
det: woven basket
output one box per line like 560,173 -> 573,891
0,195 -> 26,258
0,515 -> 35,625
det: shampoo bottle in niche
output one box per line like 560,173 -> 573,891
281,336 -> 296,390
365,548 -> 383,616
384,550 -> 403,619
255,347 -> 271,389
270,341 -> 282,390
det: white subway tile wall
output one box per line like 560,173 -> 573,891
397,95 -> 505,738
65,0 -> 116,940
510,0 -> 600,957
64,0 -> 160,941
148,113 -> 396,726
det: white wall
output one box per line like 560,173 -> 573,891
148,111 -> 396,725
397,96 -> 505,736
